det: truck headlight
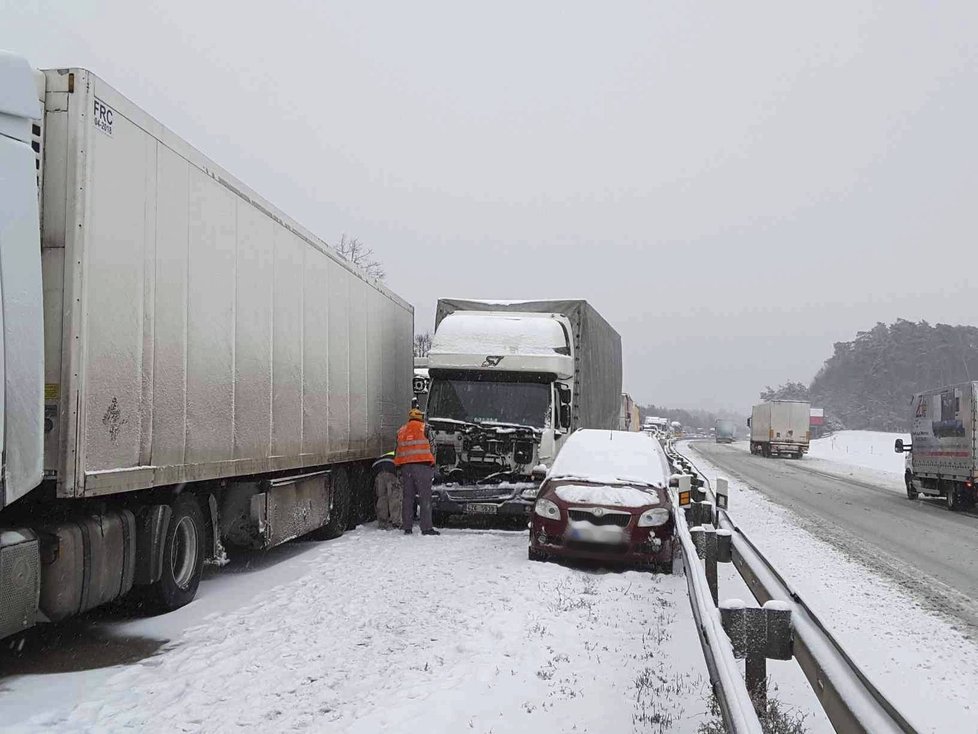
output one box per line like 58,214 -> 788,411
533,498 -> 561,520
637,508 -> 671,527
521,488 -> 539,501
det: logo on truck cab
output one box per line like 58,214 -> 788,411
481,356 -> 504,367
93,98 -> 114,136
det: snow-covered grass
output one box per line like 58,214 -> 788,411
3,527 -> 713,733
684,442 -> 978,734
806,431 -> 908,488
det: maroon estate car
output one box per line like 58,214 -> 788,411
528,430 -> 675,572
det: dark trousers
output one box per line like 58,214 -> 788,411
400,463 -> 434,532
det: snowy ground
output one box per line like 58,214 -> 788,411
2,527 -> 715,734
734,430 -> 910,490
806,431 -> 909,489
684,441 -> 978,734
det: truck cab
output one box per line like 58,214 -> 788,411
426,311 -> 575,518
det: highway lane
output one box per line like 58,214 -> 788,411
688,440 -> 978,633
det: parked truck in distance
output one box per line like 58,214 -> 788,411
715,419 -> 736,443
0,54 -> 413,642
748,401 -> 810,458
895,382 -> 978,511
425,299 -> 622,519
620,393 -> 641,431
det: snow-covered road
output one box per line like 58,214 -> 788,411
2,527 -> 713,733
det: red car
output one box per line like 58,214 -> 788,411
528,429 -> 675,572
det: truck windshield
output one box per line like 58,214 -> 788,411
427,379 -> 551,429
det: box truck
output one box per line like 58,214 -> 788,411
715,419 -> 736,443
748,401 -> 810,458
425,299 -> 621,519
0,54 -> 413,641
895,382 -> 977,511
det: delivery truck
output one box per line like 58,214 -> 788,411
0,53 -> 413,641
748,401 -> 810,458
425,299 -> 622,519
715,419 -> 736,443
895,382 -> 978,511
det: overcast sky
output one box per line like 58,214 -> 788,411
5,1 -> 976,411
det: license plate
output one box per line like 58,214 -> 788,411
464,503 -> 498,514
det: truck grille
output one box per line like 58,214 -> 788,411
568,509 -> 631,527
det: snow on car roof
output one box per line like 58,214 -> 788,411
430,311 -> 568,356
547,429 -> 670,488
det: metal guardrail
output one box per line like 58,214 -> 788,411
669,442 -> 919,734
673,490 -> 765,734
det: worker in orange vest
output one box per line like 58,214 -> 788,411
395,408 -> 439,535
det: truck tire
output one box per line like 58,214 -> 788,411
946,483 -> 961,512
316,467 -> 351,540
145,494 -> 205,613
905,472 -> 918,500
528,546 -> 546,562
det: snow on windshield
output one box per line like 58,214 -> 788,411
431,312 -> 568,356
554,484 -> 660,507
548,430 -> 670,487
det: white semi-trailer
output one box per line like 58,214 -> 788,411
896,382 -> 978,511
0,53 -> 413,641
425,299 -> 621,519
748,400 -> 810,458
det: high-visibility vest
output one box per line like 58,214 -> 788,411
394,420 -> 435,466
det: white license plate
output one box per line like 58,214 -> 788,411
464,503 -> 498,514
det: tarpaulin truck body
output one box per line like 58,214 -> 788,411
426,299 -> 621,518
0,56 -> 413,639
900,382 -> 978,510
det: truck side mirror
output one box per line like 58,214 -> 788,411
746,418 -> 751,427
559,404 -> 571,429
894,439 -> 911,454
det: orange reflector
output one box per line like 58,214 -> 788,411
678,490 -> 691,507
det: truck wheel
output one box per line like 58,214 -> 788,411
528,546 -> 546,562
946,484 -> 961,512
317,467 -> 351,540
905,473 -> 918,500
146,494 -> 205,613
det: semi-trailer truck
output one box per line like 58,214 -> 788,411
895,382 -> 978,511
748,401 -> 810,458
425,299 -> 622,519
0,53 -> 413,641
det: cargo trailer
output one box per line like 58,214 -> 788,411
748,401 -> 810,458
0,53 -> 413,641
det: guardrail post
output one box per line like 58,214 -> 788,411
720,599 -> 794,719
689,525 -> 705,559
762,600 -> 793,660
744,610 -> 768,712
716,529 -> 732,563
703,526 -> 718,605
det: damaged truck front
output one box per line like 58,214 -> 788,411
426,299 -> 622,520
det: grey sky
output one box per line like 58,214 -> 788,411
5,1 -> 976,411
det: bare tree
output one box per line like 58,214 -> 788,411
334,234 -> 385,279
414,331 -> 432,358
